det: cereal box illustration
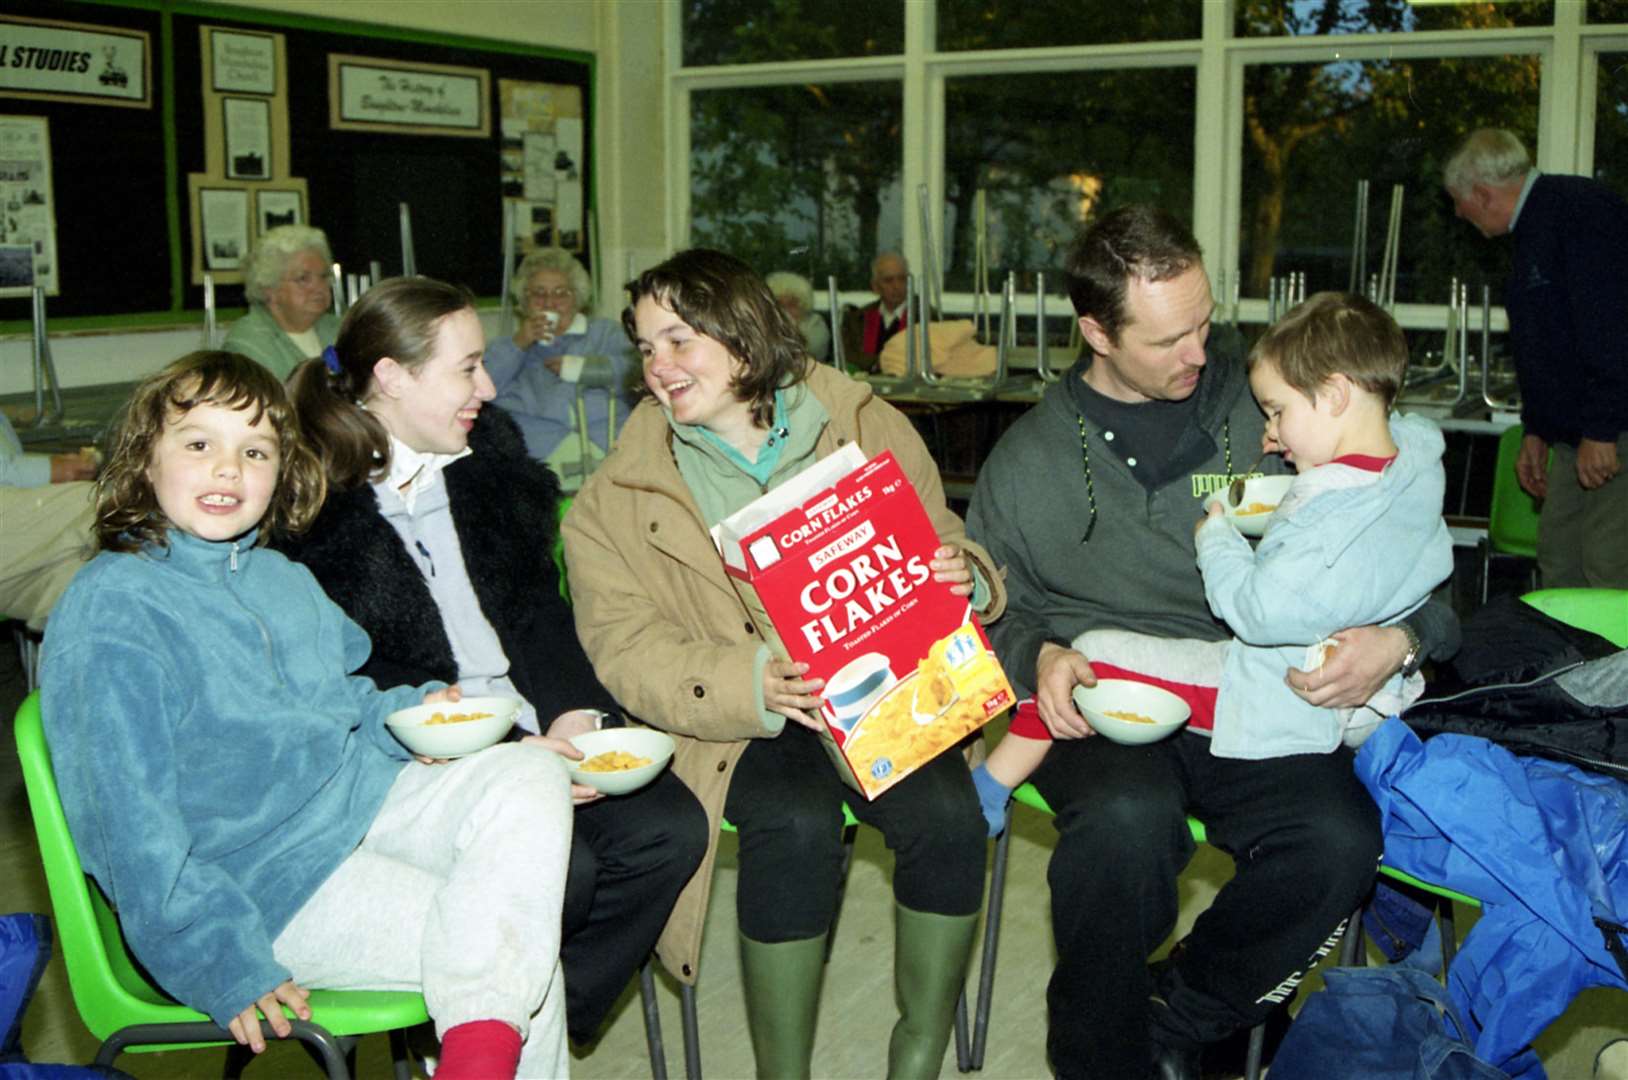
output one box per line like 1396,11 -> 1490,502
715,445 -> 1014,800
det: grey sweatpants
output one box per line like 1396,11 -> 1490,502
273,743 -> 574,1079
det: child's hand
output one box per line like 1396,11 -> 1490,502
229,979 -> 311,1053
1196,502 -> 1225,537
931,544 -> 974,597
423,684 -> 463,706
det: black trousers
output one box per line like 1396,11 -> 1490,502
1030,731 -> 1381,1080
723,724 -> 987,942
561,768 -> 708,1041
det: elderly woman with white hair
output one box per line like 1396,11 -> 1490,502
766,270 -> 830,362
486,247 -> 636,490
222,225 -> 339,381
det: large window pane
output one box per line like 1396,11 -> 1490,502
1599,52 -> 1628,201
1237,0 -> 1552,37
682,0 -> 902,67
1590,1 -> 1628,23
938,0 -> 1199,52
690,83 -> 903,286
941,69 -> 1195,292
1239,54 -> 1539,304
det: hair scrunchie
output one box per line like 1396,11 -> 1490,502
322,345 -> 342,375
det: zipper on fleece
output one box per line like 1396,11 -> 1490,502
223,541 -> 285,685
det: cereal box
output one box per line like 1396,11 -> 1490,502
715,445 -> 1014,800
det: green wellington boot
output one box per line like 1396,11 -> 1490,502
739,932 -> 829,1080
887,904 -> 980,1080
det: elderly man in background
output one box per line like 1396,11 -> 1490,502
766,270 -> 831,362
485,246 -> 637,492
1,411 -> 97,631
1444,128 -> 1628,588
223,224 -> 340,381
840,251 -> 913,372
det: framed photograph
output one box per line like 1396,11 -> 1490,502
222,97 -> 271,180
255,189 -> 304,233
210,28 -> 276,95
198,187 -> 249,271
329,54 -> 489,138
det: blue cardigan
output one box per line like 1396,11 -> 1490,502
484,315 -> 637,460
1506,174 -> 1628,446
39,531 -> 428,1027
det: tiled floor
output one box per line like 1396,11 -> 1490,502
3,638 -> 1623,1079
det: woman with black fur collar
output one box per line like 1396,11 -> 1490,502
281,276 -> 707,1048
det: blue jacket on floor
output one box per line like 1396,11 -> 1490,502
1356,717 -> 1628,1079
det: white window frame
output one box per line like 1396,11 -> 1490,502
664,1 -> 1627,325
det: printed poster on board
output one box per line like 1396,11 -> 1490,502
499,79 -> 584,254
0,115 -> 58,297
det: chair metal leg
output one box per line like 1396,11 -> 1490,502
1438,898 -> 1459,969
1480,540 -> 1491,605
681,981 -> 702,1080
389,1027 -> 413,1080
953,987 -> 971,1072
283,1020 -> 352,1080
641,956 -> 669,1080
1243,1022 -> 1265,1080
97,1021 -> 241,1069
1339,901 -> 1366,967
968,823 -> 1013,1072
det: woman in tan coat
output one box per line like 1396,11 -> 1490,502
563,250 -> 1005,1080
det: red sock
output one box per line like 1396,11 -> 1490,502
436,1019 -> 521,1080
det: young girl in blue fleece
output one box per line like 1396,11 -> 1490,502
39,351 -> 574,1080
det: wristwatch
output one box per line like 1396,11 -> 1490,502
1397,621 -> 1424,677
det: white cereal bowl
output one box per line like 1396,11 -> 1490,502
1071,679 -> 1190,745
568,728 -> 676,795
385,696 -> 520,759
1203,474 -> 1294,538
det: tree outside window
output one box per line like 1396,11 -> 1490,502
690,83 -> 904,287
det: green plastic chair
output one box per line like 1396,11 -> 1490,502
1521,587 -> 1628,648
13,690 -> 427,1078
1481,424 -> 1543,603
554,495 -> 573,602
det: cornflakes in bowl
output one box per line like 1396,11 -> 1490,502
386,696 -> 520,759
567,728 -> 675,795
1071,679 -> 1189,745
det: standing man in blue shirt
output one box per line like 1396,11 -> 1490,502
1444,128 -> 1628,588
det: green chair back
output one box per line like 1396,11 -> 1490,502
1522,588 -> 1628,648
554,495 -> 573,603
12,691 -> 428,1056
1488,424 -> 1541,557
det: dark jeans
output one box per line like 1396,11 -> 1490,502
1031,731 -> 1381,1080
723,724 -> 987,942
561,768 -> 708,1041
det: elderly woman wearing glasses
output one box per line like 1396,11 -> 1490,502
486,247 -> 637,491
223,225 -> 339,381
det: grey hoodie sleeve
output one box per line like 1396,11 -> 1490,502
966,448 -> 1061,698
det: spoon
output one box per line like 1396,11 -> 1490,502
1228,452 -> 1268,507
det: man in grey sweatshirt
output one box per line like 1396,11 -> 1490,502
967,205 -> 1459,1080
